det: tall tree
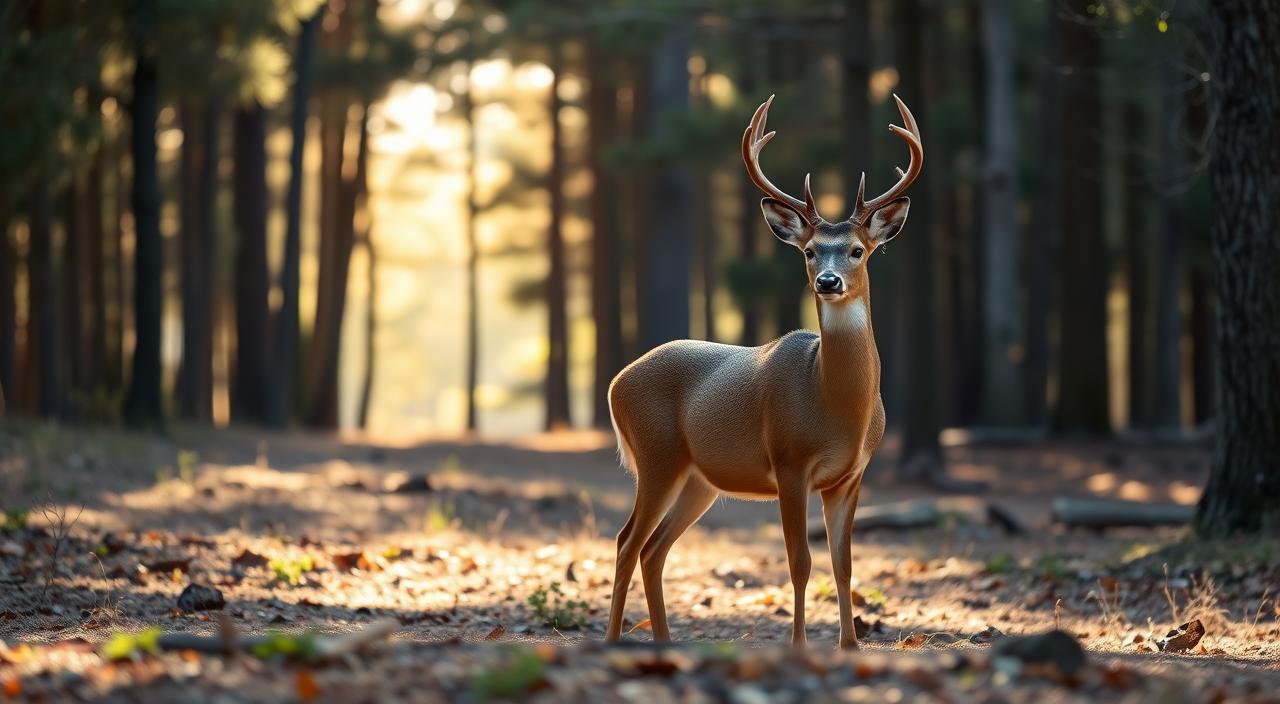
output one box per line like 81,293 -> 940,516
265,7 -> 322,428
544,45 -> 571,430
588,45 -> 623,428
462,70 -> 480,432
176,99 -> 221,420
1024,0 -> 1060,427
1051,0 -> 1109,434
123,0 -> 164,429
0,214 -> 13,408
895,0 -> 943,480
635,27 -> 692,350
28,176 -> 60,418
1123,98 -> 1152,429
1194,0 -> 1280,535
231,103 -> 271,424
977,0 -> 1023,426
1151,62 -> 1187,430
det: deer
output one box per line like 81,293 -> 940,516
604,94 -> 923,649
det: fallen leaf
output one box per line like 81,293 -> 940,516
969,626 -> 1008,645
626,618 -> 652,634
295,670 -> 320,702
897,632 -> 927,649
485,625 -> 505,641
3,677 -> 19,697
1156,619 -> 1205,653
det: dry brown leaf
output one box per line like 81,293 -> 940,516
484,625 -> 505,641
897,632 -> 927,649
626,618 -> 652,634
1157,619 -> 1205,653
295,670 -> 320,702
231,549 -> 269,569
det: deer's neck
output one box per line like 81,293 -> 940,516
815,295 -> 880,411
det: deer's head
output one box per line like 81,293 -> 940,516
742,94 -> 923,304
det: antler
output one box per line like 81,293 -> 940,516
742,95 -> 821,224
850,93 -> 924,224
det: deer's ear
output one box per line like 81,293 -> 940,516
760,198 -> 809,246
868,197 -> 910,245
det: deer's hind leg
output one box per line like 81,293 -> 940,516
640,474 -> 719,640
606,448 -> 688,641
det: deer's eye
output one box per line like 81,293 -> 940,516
851,247 -> 865,259
804,248 -> 816,260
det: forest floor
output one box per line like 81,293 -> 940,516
0,419 -> 1277,702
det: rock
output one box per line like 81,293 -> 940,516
1156,619 -> 1205,653
992,629 -> 1086,676
391,474 -> 433,493
969,625 -> 1008,645
176,584 -> 225,612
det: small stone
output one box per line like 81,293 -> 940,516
176,584 -> 225,612
991,629 -> 1086,676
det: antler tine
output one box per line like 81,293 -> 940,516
742,95 -> 820,223
850,93 -> 924,223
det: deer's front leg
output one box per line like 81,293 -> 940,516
776,475 -> 812,646
820,473 -> 863,649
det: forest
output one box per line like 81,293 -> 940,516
1,0 -> 1278,701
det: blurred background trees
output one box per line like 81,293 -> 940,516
0,0 -> 1275,530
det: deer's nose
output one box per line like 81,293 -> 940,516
815,272 -> 843,293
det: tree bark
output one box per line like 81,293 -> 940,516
1023,0 -> 1060,428
978,0 -> 1023,427
544,50 -> 571,431
177,98 -> 220,421
63,178 -> 85,406
462,73 -> 480,433
232,103 -> 271,424
356,231 -> 376,430
1051,0 -> 1110,435
0,211 -> 14,410
1189,266 -> 1214,426
1194,0 -> 1280,536
636,28 -> 692,351
265,8 -> 321,428
587,46 -> 622,429
86,140 -> 108,392
306,103 -> 366,429
123,0 -> 163,429
1123,100 -> 1151,429
28,175 -> 60,418
1151,64 -> 1186,430
895,0 -> 943,479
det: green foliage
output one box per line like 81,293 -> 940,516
526,582 -> 588,630
177,450 -> 199,485
101,626 -> 163,661
250,630 -> 320,660
268,554 -> 315,586
985,553 -> 1015,574
1,508 -> 29,534
857,585 -> 888,608
423,500 -> 457,533
467,646 -> 548,700
811,575 -> 837,602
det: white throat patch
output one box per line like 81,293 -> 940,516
820,297 -> 868,332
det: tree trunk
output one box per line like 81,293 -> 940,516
1051,0 -> 1110,435
63,178 -> 85,408
588,47 -> 622,429
978,0 -> 1023,427
110,126 -> 129,392
28,175 -> 60,418
265,8 -> 321,428
1151,64 -> 1186,430
123,0 -> 163,429
1123,100 -> 1151,429
1189,267 -> 1214,426
545,51 -> 572,431
736,32 -> 762,348
232,103 -> 271,424
0,211 -> 14,409
306,103 -> 366,429
177,98 -> 220,421
86,141 -> 108,392
1194,0 -> 1280,536
895,0 -> 943,478
1024,0 -> 1060,428
636,28 -> 692,350
691,68 -> 716,342
357,231 -> 376,430
462,74 -> 480,433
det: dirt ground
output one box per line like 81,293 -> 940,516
0,420 -> 1277,702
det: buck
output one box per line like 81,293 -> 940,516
604,94 -> 923,648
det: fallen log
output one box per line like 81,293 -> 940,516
807,497 -> 1027,541
1050,498 -> 1194,529
155,617 -> 399,660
